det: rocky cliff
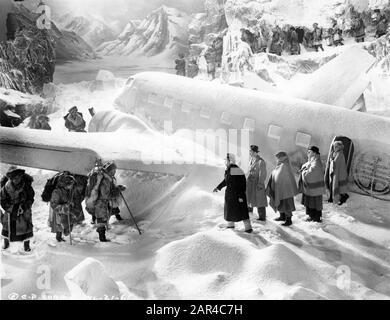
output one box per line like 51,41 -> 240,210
0,4 -> 95,94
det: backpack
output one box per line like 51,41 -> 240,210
41,172 -> 70,202
0,176 -> 8,188
84,167 -> 104,210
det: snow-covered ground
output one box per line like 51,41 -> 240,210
2,43 -> 390,300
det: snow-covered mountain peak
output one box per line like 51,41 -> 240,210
55,13 -> 119,48
97,5 -> 190,59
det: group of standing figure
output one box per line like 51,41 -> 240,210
0,160 -> 127,252
214,141 -> 350,232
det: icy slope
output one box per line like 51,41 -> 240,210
97,6 -> 190,59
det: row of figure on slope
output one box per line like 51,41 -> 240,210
213,141 -> 350,232
0,104 -> 87,132
240,9 -> 388,57
0,160 -> 126,252
174,52 -> 214,80
240,21 -> 350,57
0,101 -> 50,129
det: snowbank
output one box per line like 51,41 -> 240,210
64,257 -> 120,299
154,231 -> 346,299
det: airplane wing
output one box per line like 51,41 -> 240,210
0,127 -> 223,176
290,46 -> 376,109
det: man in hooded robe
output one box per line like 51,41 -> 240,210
325,141 -> 350,205
299,146 -> 326,222
266,151 -> 298,226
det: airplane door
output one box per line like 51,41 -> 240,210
329,136 -> 355,175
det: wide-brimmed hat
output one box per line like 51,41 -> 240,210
68,106 -> 78,113
308,146 -> 320,154
6,166 -> 25,179
250,145 -> 259,153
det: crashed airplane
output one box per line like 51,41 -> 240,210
0,47 -> 389,202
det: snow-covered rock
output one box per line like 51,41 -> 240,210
224,0 -> 371,29
64,257 -> 121,299
117,21 -> 141,41
97,6 -> 190,59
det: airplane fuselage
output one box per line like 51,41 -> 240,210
113,72 -> 390,201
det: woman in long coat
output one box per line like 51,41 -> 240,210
214,153 -> 253,233
246,145 -> 268,221
299,146 -> 326,222
1,166 -> 35,252
325,141 -> 349,205
266,151 -> 298,226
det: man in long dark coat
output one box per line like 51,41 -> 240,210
1,166 -> 35,252
214,153 -> 253,233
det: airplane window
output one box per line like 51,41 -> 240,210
200,107 -> 212,119
182,101 -> 193,113
221,112 -> 232,125
243,118 -> 256,132
295,132 -> 311,148
125,77 -> 135,86
164,96 -> 174,109
148,93 -> 160,105
268,125 -> 283,139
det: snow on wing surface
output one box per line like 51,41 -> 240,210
292,47 -> 376,109
0,127 -> 222,176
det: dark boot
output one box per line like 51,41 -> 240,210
257,207 -> 266,221
313,210 -> 322,222
3,238 -> 10,250
91,215 -> 96,225
24,240 -> 31,252
338,194 -> 349,206
97,227 -> 110,242
115,214 -> 123,221
56,232 -> 65,242
274,212 -> 286,221
282,217 -> 292,227
305,207 -> 313,222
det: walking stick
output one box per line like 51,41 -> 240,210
67,209 -> 72,246
67,188 -> 75,246
7,209 -> 11,245
120,192 -> 141,235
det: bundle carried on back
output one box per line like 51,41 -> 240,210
42,171 -> 72,202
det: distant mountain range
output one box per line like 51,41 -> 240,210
55,13 -> 120,48
96,6 -> 190,58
